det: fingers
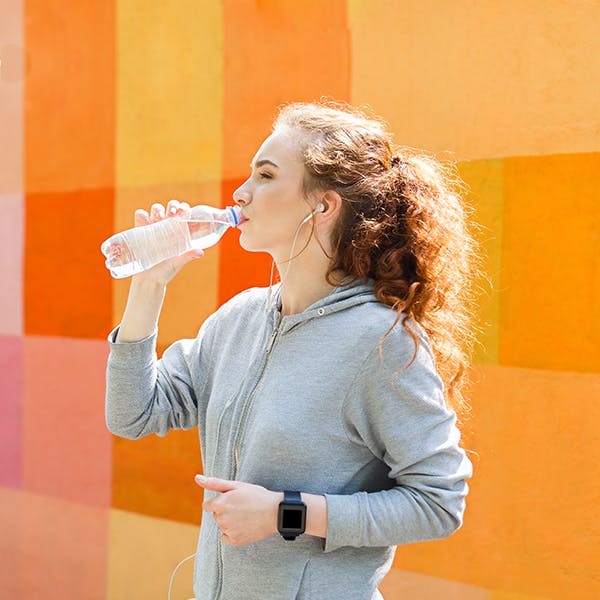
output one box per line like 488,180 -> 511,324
165,199 -> 190,217
134,209 -> 150,227
166,199 -> 182,216
134,199 -> 190,227
150,203 -> 166,222
177,201 -> 192,219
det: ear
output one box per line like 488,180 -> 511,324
318,190 -> 343,223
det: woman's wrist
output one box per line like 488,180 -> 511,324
272,491 -> 328,539
129,274 -> 168,295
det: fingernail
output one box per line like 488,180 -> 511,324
195,474 -> 207,482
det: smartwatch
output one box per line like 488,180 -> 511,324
277,490 -> 307,540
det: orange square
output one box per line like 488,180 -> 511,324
25,188 -> 113,339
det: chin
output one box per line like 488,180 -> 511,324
238,233 -> 265,253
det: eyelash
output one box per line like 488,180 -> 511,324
259,172 -> 272,180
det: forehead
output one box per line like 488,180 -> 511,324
252,127 -> 303,166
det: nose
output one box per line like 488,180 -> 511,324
233,185 -> 251,207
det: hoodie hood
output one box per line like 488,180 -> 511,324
268,276 -> 380,334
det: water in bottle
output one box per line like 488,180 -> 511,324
101,204 -> 242,278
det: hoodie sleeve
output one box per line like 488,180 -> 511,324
105,314 -> 215,440
322,323 -> 473,553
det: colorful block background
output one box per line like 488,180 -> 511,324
1,1 -> 599,598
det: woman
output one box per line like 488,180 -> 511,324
105,100 -> 481,600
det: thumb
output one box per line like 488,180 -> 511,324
174,248 -> 204,268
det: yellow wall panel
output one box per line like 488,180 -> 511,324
107,508 -> 199,600
117,0 -> 222,185
348,0 -> 600,160
457,158 -> 504,365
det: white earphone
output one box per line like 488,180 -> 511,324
266,201 -> 327,312
299,202 -> 325,225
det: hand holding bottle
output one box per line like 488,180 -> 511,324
127,200 -> 206,288
114,200 -> 205,343
108,199 -> 242,342
101,200 -> 241,281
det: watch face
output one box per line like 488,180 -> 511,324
282,506 -> 304,529
278,505 -> 306,534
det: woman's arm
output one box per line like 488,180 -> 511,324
115,277 -> 166,342
106,201 -> 207,437
302,493 -> 328,538
321,327 -> 473,553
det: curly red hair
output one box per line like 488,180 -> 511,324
273,99 -> 488,424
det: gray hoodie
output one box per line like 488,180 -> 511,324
105,277 -> 473,600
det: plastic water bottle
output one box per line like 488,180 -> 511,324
101,204 -> 242,279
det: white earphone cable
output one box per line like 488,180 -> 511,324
168,552 -> 197,599
266,209 -> 316,313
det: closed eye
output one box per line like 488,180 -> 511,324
259,172 -> 273,180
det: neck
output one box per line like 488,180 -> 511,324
271,245 -> 347,316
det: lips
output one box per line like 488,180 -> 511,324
238,213 -> 250,224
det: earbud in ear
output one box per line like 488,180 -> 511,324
299,202 -> 327,226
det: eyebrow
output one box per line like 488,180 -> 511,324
251,159 -> 279,169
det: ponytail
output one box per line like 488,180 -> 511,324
274,100 -> 488,422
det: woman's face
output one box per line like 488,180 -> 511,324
233,127 -> 318,259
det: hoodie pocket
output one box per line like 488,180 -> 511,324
219,534 -> 313,599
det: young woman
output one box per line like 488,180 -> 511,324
106,100 -> 482,600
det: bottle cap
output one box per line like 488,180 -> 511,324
226,206 -> 242,226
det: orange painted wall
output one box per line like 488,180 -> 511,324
1,1 -> 598,599
218,0 -> 350,304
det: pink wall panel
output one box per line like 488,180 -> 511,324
0,486 -> 21,597
0,194 -> 23,335
0,487 -> 108,600
23,336 -> 112,507
0,335 -> 23,488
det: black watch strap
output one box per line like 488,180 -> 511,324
283,490 -> 303,504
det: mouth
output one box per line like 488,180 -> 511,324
238,214 -> 250,225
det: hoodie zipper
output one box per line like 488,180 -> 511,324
214,322 -> 281,600
233,324 -> 280,478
